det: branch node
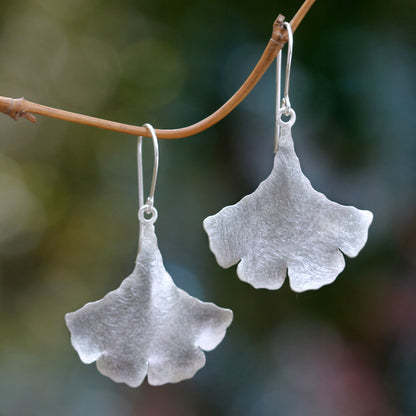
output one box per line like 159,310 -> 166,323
271,14 -> 288,46
8,98 -> 37,123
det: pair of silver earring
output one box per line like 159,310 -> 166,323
65,22 -> 373,387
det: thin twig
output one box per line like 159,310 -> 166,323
0,0 -> 316,139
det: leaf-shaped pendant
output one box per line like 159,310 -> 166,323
204,125 -> 373,292
66,222 -> 233,387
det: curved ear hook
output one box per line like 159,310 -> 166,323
281,21 -> 293,113
137,123 -> 159,231
275,21 -> 294,153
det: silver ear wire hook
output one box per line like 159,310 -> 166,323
275,21 -> 295,153
275,49 -> 282,153
281,21 -> 293,114
137,123 -> 159,234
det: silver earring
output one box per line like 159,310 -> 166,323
66,124 -> 233,387
204,22 -> 373,292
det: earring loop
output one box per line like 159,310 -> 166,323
137,123 -> 159,224
278,107 -> 296,127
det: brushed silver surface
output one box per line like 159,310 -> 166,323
66,223 -> 233,387
204,125 -> 373,292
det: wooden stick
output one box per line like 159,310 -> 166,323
0,0 -> 316,139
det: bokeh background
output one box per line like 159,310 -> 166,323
0,0 -> 415,415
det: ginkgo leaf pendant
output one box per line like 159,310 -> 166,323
204,125 -> 373,292
66,222 -> 233,387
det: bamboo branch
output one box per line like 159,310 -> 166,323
0,0 -> 316,139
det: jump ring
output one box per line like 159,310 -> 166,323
138,204 -> 158,224
277,107 -> 296,127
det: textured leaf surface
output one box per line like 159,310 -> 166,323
204,126 -> 373,292
66,223 -> 233,387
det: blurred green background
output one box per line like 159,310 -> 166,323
0,0 -> 415,414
